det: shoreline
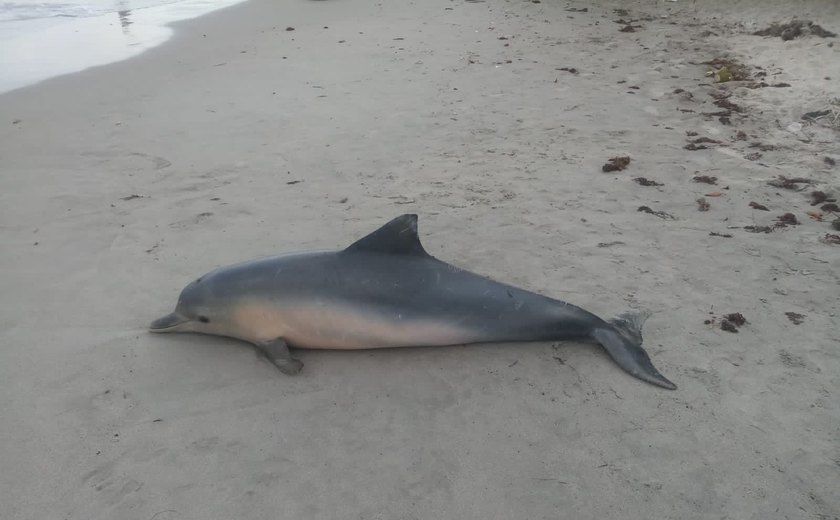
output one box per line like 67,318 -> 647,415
0,0 -> 248,94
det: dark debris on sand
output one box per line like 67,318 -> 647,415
714,97 -> 743,113
724,313 -> 747,327
802,110 -> 832,122
767,176 -> 813,190
703,312 -> 747,334
703,58 -> 751,81
693,175 -> 718,185
746,81 -> 792,89
706,312 -> 747,333
775,213 -> 800,227
749,142 -> 777,152
633,177 -> 663,187
685,137 -> 722,151
619,25 -> 641,33
784,312 -> 805,325
637,206 -> 675,220
720,320 -> 739,333
810,191 -> 836,206
745,225 -> 773,233
722,314 -> 747,333
754,20 -> 837,41
602,156 -> 631,172
690,137 -> 721,145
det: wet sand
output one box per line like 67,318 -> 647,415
0,0 -> 247,93
1,0 -> 838,518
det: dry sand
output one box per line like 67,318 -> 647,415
1,0 -> 839,518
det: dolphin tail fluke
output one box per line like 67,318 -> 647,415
590,311 -> 677,390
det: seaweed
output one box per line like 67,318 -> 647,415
602,156 -> 631,172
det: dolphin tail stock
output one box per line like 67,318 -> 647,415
589,311 -> 677,390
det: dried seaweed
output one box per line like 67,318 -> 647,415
602,156 -> 631,172
775,213 -> 800,226
693,175 -> 718,184
637,206 -> 675,220
767,176 -> 813,190
784,312 -> 805,325
754,20 -> 836,40
744,225 -> 773,233
633,177 -> 663,187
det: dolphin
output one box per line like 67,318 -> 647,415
150,214 -> 676,389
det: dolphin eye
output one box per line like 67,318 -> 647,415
197,316 -> 210,323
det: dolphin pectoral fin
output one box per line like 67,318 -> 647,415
255,338 -> 303,375
591,327 -> 677,390
274,358 -> 303,375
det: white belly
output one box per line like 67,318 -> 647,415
230,301 -> 475,349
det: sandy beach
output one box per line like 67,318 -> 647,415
1,0 -> 839,518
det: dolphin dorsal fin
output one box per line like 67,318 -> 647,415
344,214 -> 430,256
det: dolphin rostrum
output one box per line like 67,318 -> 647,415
150,214 -> 676,389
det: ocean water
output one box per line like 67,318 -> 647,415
0,1 -> 182,22
0,0 -> 246,93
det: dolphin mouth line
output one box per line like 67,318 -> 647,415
149,312 -> 190,332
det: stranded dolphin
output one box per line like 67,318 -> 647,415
150,214 -> 676,389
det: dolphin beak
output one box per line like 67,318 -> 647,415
149,312 -> 190,332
